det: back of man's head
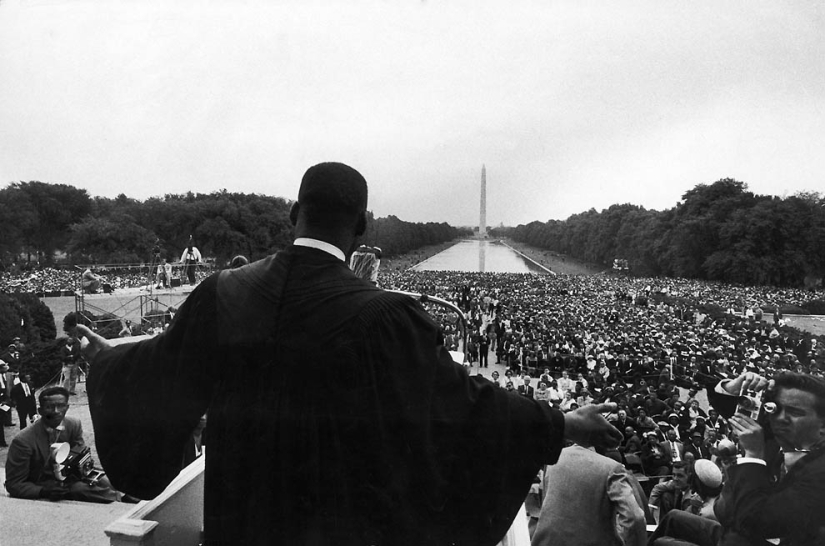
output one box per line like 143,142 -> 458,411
295,162 -> 368,228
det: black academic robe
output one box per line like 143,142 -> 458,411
88,246 -> 565,546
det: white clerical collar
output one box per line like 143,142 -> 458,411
293,238 -> 345,262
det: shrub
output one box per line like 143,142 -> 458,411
17,339 -> 67,390
802,299 -> 825,316
0,293 -> 55,346
779,304 -> 807,316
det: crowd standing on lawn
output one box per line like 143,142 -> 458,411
1,234 -> 825,544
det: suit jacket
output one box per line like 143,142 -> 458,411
10,382 -> 36,415
709,382 -> 825,545
684,441 -> 712,460
4,416 -> 85,499
532,445 -> 647,546
610,416 -> 637,434
518,384 -> 535,398
89,245 -> 566,546
661,439 -> 685,462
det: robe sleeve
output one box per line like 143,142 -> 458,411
356,292 -> 565,543
87,275 -> 220,499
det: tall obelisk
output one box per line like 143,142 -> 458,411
479,164 -> 487,238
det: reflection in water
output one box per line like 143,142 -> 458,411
412,240 -> 547,273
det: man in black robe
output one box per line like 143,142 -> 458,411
78,162 -> 621,546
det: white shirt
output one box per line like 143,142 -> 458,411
294,238 -> 345,262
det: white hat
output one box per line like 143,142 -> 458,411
694,459 -> 723,488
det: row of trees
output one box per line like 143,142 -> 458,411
0,182 -> 468,267
504,179 -> 825,287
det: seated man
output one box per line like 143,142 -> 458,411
4,386 -> 118,503
81,268 -> 103,294
649,461 -> 693,518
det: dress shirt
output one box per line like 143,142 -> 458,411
669,440 -> 681,462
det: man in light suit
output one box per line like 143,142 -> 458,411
661,428 -> 685,466
4,386 -> 117,502
531,444 -> 647,546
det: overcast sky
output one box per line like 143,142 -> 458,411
1,0 -> 823,227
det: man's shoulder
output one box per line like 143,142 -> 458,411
10,421 -> 40,446
652,480 -> 675,492
63,415 -> 82,428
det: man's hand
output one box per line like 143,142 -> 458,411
40,482 -> 69,501
722,371 -> 769,397
729,414 -> 765,460
74,324 -> 112,361
563,403 -> 624,450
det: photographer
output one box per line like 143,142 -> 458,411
179,238 -> 202,286
650,371 -> 825,545
3,386 -> 119,503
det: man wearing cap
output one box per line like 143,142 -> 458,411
684,430 -> 712,460
77,162 -> 622,546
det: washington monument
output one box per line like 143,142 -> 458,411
479,164 -> 487,237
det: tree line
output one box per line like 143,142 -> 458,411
0,181 -> 468,267
503,179 -> 825,288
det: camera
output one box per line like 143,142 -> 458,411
62,445 -> 105,486
736,387 -> 778,419
736,388 -> 763,419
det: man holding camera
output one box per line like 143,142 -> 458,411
4,386 -> 118,503
650,370 -> 825,545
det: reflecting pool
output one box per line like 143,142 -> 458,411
411,240 -> 549,273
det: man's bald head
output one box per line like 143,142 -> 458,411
290,162 -> 369,249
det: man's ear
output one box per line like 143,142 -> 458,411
289,202 -> 300,226
355,211 -> 367,236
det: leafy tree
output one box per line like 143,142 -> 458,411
12,182 -> 93,264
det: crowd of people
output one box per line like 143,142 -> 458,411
0,262 -> 213,295
377,268 -> 825,545
382,269 -> 823,382
3,160 -> 825,544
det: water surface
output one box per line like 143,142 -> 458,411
411,240 -> 548,273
